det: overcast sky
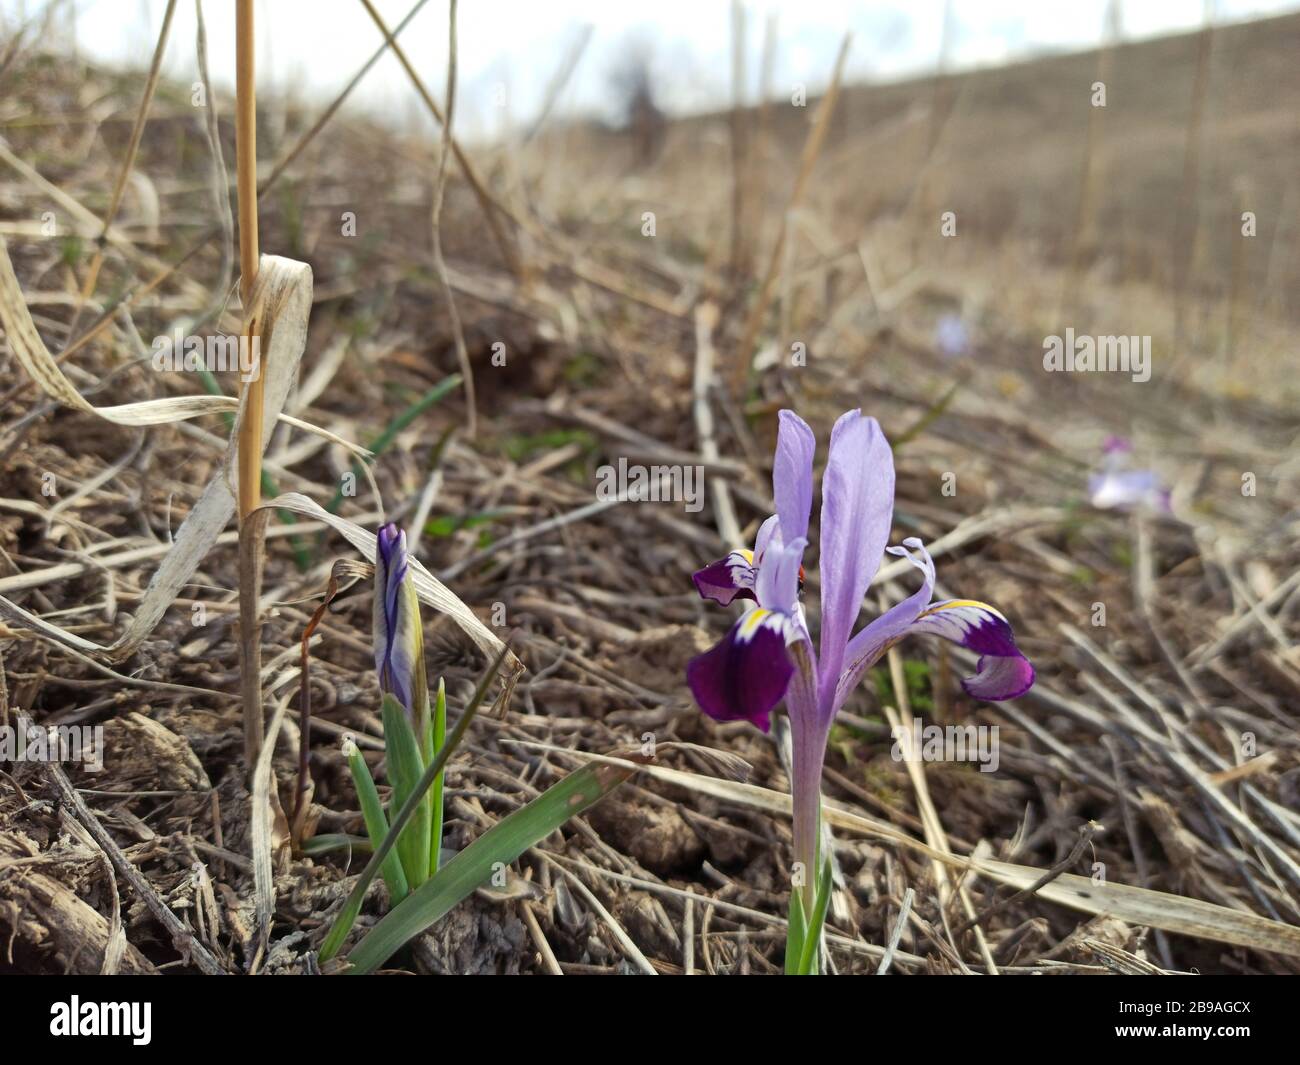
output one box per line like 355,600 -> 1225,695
9,0 -> 1300,136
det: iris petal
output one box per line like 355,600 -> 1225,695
755,536 -> 806,614
752,514 -> 782,567
774,410 -> 816,544
962,652 -> 1036,701
686,609 -> 795,732
817,411 -> 895,704
373,522 -> 419,713
833,539 -> 934,712
1088,469 -> 1170,512
692,549 -> 757,606
908,599 -> 1034,701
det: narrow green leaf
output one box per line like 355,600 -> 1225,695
795,859 -> 835,975
344,759 -> 637,973
301,833 -> 371,856
785,890 -> 808,975
893,377 -> 962,449
319,645 -> 508,963
380,694 -> 431,891
427,677 -> 447,876
347,742 -> 408,901
324,375 -> 462,515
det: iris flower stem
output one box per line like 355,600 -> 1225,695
790,717 -> 829,915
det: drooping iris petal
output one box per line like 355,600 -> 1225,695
774,410 -> 816,544
961,652 -> 1036,701
373,522 -> 420,713
906,599 -> 1035,700
816,410 -> 895,706
693,549 -> 757,606
832,539 -> 935,712
695,515 -> 787,607
686,608 -> 795,732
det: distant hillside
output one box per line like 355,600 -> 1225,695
557,12 -> 1299,319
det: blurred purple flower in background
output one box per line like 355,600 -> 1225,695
1088,436 -> 1171,512
934,312 -> 970,359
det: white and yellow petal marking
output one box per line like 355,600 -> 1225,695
912,600 -> 1011,651
736,607 -> 789,643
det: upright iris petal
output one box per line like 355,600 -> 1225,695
816,411 -> 894,708
373,522 -> 422,715
755,536 -> 806,615
773,410 -> 816,544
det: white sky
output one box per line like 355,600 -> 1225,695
9,0 -> 1300,136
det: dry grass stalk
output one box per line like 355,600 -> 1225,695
234,0 -> 266,769
731,33 -> 850,397
729,0 -> 749,278
358,0 -> 522,280
66,0 -> 178,343
428,0 -> 476,438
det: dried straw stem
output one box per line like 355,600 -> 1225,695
68,0 -> 178,340
235,0 -> 264,767
731,34 -> 850,398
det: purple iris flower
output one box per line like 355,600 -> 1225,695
934,313 -> 970,360
374,522 -> 421,715
687,410 -> 1034,900
1089,437 -> 1171,512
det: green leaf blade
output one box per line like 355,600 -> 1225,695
380,694 -> 431,891
427,678 -> 447,876
347,743 -> 409,902
786,890 -> 808,975
319,645 -> 509,964
344,760 -> 635,974
794,860 -> 834,975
